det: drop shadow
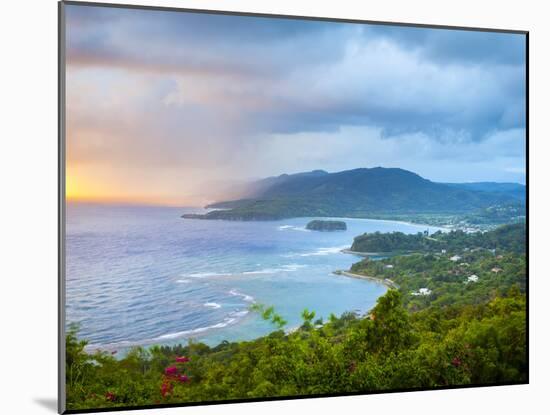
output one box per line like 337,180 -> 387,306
34,398 -> 57,413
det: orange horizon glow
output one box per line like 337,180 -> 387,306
65,169 -> 205,207
65,194 -> 200,207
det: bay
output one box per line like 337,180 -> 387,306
66,203 -> 438,352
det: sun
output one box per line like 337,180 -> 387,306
65,174 -> 78,200
65,168 -> 101,202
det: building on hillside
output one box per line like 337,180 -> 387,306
466,274 -> 479,283
412,287 -> 432,296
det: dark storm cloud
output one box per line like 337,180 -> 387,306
66,4 -> 525,141
65,3 -> 527,200
364,25 -> 526,65
66,5 -> 350,79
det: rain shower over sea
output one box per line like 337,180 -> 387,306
66,203 -> 437,352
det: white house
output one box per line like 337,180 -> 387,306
385,264 -> 394,269
466,274 -> 479,283
450,255 -> 461,262
412,288 -> 432,296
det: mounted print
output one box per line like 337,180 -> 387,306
59,1 -> 528,413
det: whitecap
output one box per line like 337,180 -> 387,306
278,225 -> 310,232
229,289 -> 255,303
181,272 -> 232,278
154,313 -> 246,341
282,264 -> 308,271
242,264 -> 307,275
243,268 -> 279,275
85,310 -> 250,351
232,310 -> 249,318
204,302 -> 222,309
298,245 -> 349,257
157,326 -> 213,340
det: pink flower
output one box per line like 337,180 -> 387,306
160,382 -> 173,397
176,356 -> 190,363
451,357 -> 462,367
178,374 -> 189,383
165,366 -> 178,375
105,392 -> 116,402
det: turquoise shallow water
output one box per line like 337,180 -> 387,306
66,203 -> 437,351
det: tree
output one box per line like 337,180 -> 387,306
369,290 -> 415,352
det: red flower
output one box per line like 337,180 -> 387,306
165,366 -> 178,376
451,357 -> 462,367
160,382 -> 173,397
178,374 -> 189,383
105,392 -> 116,402
176,356 -> 190,363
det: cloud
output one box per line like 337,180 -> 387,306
66,5 -> 349,81
253,126 -> 525,183
66,5 -> 525,141
64,4 -> 527,204
245,35 -> 525,140
364,25 -> 526,65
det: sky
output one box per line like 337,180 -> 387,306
65,4 -> 527,206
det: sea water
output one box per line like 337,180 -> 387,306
66,203 -> 435,352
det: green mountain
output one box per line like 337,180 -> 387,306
183,167 -> 523,221
442,182 -> 526,203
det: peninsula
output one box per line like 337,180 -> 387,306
181,167 -> 525,224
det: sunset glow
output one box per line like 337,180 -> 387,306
65,166 -> 198,206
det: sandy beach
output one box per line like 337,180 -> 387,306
333,269 -> 399,289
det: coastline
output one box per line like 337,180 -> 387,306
333,269 -> 399,289
341,248 -> 379,257
84,308 -> 257,358
181,210 -> 455,232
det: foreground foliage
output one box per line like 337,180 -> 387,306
66,292 -> 526,410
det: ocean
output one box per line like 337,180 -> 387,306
66,203 -> 435,352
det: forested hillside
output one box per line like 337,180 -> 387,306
182,168 -> 521,221
350,223 -> 525,253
